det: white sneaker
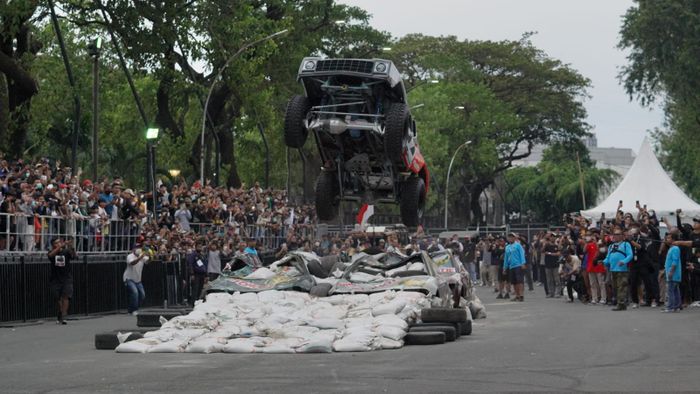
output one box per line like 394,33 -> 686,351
589,300 -> 597,305
630,303 -> 639,309
690,301 -> 700,308
131,311 -> 139,316
651,301 -> 658,308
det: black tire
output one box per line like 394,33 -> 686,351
409,325 -> 456,342
307,260 -> 328,278
404,331 -> 446,346
137,311 -> 184,327
320,255 -> 340,273
94,332 -> 144,350
460,319 -> 472,336
384,102 -> 411,166
400,177 -> 426,227
309,283 -> 332,297
283,95 -> 310,148
315,171 -> 339,221
421,307 -> 468,323
410,322 -> 460,339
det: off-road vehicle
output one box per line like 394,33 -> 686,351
283,57 -> 429,227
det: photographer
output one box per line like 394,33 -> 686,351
629,226 -> 659,307
48,238 -> 77,324
123,243 -> 151,315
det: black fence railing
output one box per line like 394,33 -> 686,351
0,253 -> 189,323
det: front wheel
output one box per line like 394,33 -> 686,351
315,171 -> 339,221
400,177 -> 426,227
283,95 -> 310,148
384,102 -> 411,167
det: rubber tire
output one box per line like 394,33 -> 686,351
95,331 -> 143,350
384,102 -> 411,166
410,322 -> 460,339
400,177 -> 426,227
283,95 -> 310,148
409,325 -> 456,342
137,311 -> 184,327
309,283 -> 332,297
320,255 -> 340,273
315,171 -> 339,221
420,307 -> 468,323
307,260 -> 329,278
460,320 -> 472,336
404,331 -> 446,346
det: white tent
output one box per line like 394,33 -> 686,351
581,138 -> 700,219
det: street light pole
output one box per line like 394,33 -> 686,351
444,140 -> 472,229
146,128 -> 160,220
199,29 -> 289,186
88,37 -> 102,182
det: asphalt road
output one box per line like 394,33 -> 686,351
1,287 -> 699,393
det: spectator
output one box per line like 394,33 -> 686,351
123,244 -> 150,315
543,234 -> 561,298
663,233 -> 682,313
187,244 -> 208,306
559,250 -> 582,303
604,229 -> 634,311
48,238 -> 77,325
504,233 -> 526,302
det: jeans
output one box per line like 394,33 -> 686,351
545,267 -> 559,296
466,262 -> 477,284
125,279 -> 145,313
666,281 -> 681,310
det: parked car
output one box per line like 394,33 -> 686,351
283,57 -> 430,227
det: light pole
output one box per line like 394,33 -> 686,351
444,140 -> 472,229
200,29 -> 289,186
88,37 -> 102,181
146,128 -> 160,219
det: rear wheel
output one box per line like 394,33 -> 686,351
283,95 -> 310,148
384,102 -> 411,166
400,177 -> 426,227
315,171 -> 339,221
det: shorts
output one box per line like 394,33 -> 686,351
509,266 -> 524,285
50,279 -> 73,299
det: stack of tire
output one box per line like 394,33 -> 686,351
404,308 -> 472,346
94,308 -> 190,350
136,308 -> 189,328
95,328 -> 154,350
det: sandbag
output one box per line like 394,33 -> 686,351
296,337 -> 334,353
185,338 -> 226,353
372,300 -> 406,316
380,337 -> 404,349
148,340 -> 186,353
377,325 -> 407,341
223,338 -> 259,353
373,314 -> 408,330
306,318 -> 344,330
115,338 -> 160,353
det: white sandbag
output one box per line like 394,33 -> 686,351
332,339 -> 373,352
306,318 -> 344,330
373,314 -> 408,330
469,297 -> 487,319
185,338 -> 225,353
115,338 -> 159,353
269,325 -> 320,340
261,342 -> 296,354
380,337 -> 404,349
258,290 -> 286,303
223,338 -> 259,354
231,292 -> 259,305
244,267 -> 276,279
148,340 -> 186,353
344,317 -> 376,328
206,292 -> 232,305
282,291 -> 311,302
311,306 -> 347,320
239,326 -> 261,337
369,291 -> 396,306
371,300 -> 406,316
296,337 -> 333,353
377,325 -> 406,341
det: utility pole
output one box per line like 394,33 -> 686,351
88,37 -> 102,181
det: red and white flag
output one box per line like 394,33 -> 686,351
356,204 -> 374,226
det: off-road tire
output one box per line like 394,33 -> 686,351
315,171 -> 339,221
95,331 -> 144,350
384,103 -> 411,166
307,260 -> 329,278
400,177 -> 426,227
137,310 -> 185,327
309,283 -> 332,297
410,322 -> 460,338
283,95 -> 310,148
408,325 -> 456,342
404,331 -> 446,346
420,307 -> 468,323
460,319 -> 472,336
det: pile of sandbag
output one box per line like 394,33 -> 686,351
115,290 -> 430,354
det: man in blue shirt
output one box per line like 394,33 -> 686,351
663,233 -> 682,313
504,233 -> 527,302
604,229 -> 634,311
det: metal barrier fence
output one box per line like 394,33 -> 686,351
0,253 -> 188,323
0,213 -> 141,253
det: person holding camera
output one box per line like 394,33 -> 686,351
604,229 -> 634,311
48,237 -> 77,324
123,244 -> 150,315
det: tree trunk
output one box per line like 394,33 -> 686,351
469,184 -> 486,225
0,73 -> 7,145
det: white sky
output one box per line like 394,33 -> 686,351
339,0 -> 663,152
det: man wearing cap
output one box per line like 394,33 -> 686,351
673,214 -> 700,307
604,229 -> 634,311
504,233 -> 526,301
124,244 -> 150,315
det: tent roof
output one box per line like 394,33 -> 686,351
581,138 -> 700,219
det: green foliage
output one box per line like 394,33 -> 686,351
504,142 -> 619,222
619,0 -> 700,200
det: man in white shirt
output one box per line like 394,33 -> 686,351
124,245 -> 150,315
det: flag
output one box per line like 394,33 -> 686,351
356,204 -> 374,226
285,208 -> 295,228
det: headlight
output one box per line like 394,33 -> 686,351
374,62 -> 387,73
303,60 -> 316,70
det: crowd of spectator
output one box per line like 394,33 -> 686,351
0,156 -> 318,254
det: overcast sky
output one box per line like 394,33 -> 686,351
339,0 -> 663,153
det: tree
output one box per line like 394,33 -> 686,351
504,141 -> 618,222
388,34 -> 592,224
619,0 -> 700,200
